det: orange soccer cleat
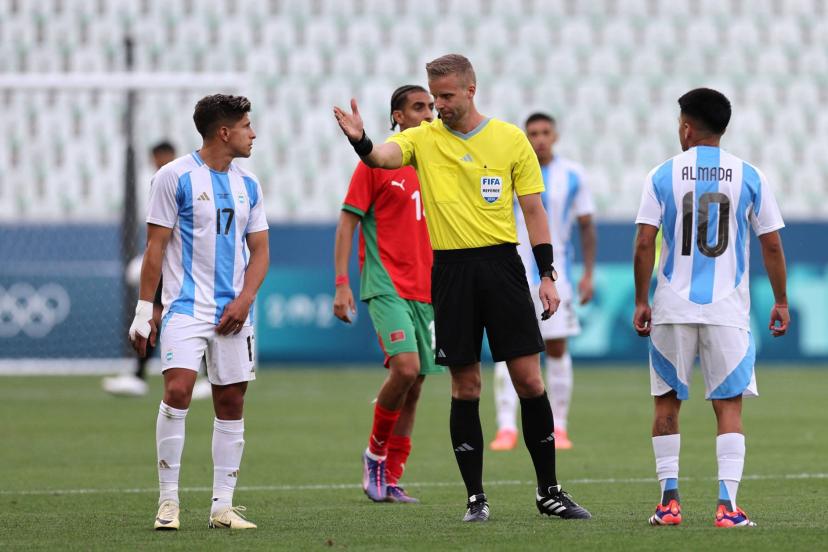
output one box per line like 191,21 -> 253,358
554,428 -> 573,450
649,499 -> 682,526
489,428 -> 518,451
715,504 -> 756,527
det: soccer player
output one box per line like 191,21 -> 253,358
333,84 -> 444,504
334,54 -> 591,522
128,94 -> 269,530
104,142 -> 212,400
490,113 -> 596,452
633,88 -> 789,528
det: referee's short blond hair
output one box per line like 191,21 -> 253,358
426,54 -> 476,85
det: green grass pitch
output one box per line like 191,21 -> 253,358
1,366 -> 825,550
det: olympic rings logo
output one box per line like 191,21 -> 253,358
0,283 -> 71,338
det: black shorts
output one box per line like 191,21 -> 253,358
432,243 -> 544,366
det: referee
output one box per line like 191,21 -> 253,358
334,54 -> 591,522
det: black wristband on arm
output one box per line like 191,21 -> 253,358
349,130 -> 374,157
532,243 -> 555,279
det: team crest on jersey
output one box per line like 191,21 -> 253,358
237,193 -> 246,204
480,176 -> 502,203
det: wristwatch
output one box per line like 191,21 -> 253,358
541,268 -> 558,282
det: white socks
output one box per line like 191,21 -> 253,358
494,354 -> 574,432
211,418 -> 245,514
717,432 -> 745,509
545,354 -> 573,430
493,361 -> 518,432
652,432 -> 746,509
652,434 -> 681,493
156,402 -> 188,504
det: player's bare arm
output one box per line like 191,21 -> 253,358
758,231 -> 790,337
215,229 -> 270,336
332,210 -> 360,324
333,98 -> 404,169
130,223 -> 172,357
577,213 -> 597,304
517,192 -> 560,317
633,223 -> 658,336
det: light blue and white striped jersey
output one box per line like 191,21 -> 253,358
636,145 -> 784,329
146,151 -> 269,326
516,156 -> 595,287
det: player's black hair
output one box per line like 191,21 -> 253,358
192,94 -> 251,138
524,112 -> 556,128
678,88 -> 731,135
151,141 -> 176,156
389,84 -> 428,130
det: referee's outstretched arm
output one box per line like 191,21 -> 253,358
334,98 -> 403,169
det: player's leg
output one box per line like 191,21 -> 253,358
385,300 -> 443,503
154,314 -> 207,530
489,361 -> 519,450
702,325 -> 757,528
539,281 -> 580,449
544,338 -> 573,449
432,254 -> 490,521
504,353 -> 554,484
206,325 -> 258,529
449,362 -> 489,521
364,295 -> 421,502
484,251 -> 589,519
649,391 -> 682,525
385,375 -> 423,503
648,323 -> 696,526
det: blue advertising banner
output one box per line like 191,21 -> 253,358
257,222 -> 828,364
1,222 -> 826,365
0,225 -> 124,358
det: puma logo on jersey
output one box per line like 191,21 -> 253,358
391,179 -> 406,191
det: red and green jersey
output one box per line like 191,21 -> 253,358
342,163 -> 432,304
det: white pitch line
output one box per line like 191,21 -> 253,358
1,473 -> 825,497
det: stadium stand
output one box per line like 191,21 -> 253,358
0,0 -> 826,221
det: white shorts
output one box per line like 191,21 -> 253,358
532,281 -> 581,340
160,313 -> 256,386
649,324 -> 757,401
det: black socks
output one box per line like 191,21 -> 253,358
520,392 -> 558,490
450,398 -> 484,497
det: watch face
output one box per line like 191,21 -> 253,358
542,268 -> 558,282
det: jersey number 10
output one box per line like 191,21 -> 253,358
681,192 -> 730,258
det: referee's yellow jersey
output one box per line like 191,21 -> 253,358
387,118 -> 545,250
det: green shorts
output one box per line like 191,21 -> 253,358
366,294 -> 444,376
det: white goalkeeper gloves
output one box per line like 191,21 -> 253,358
128,300 -> 155,341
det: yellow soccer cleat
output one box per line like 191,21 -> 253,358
154,499 -> 180,530
208,505 -> 257,529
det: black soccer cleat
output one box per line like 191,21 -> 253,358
536,485 -> 592,519
463,493 -> 490,522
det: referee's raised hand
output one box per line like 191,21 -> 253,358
333,98 -> 365,142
